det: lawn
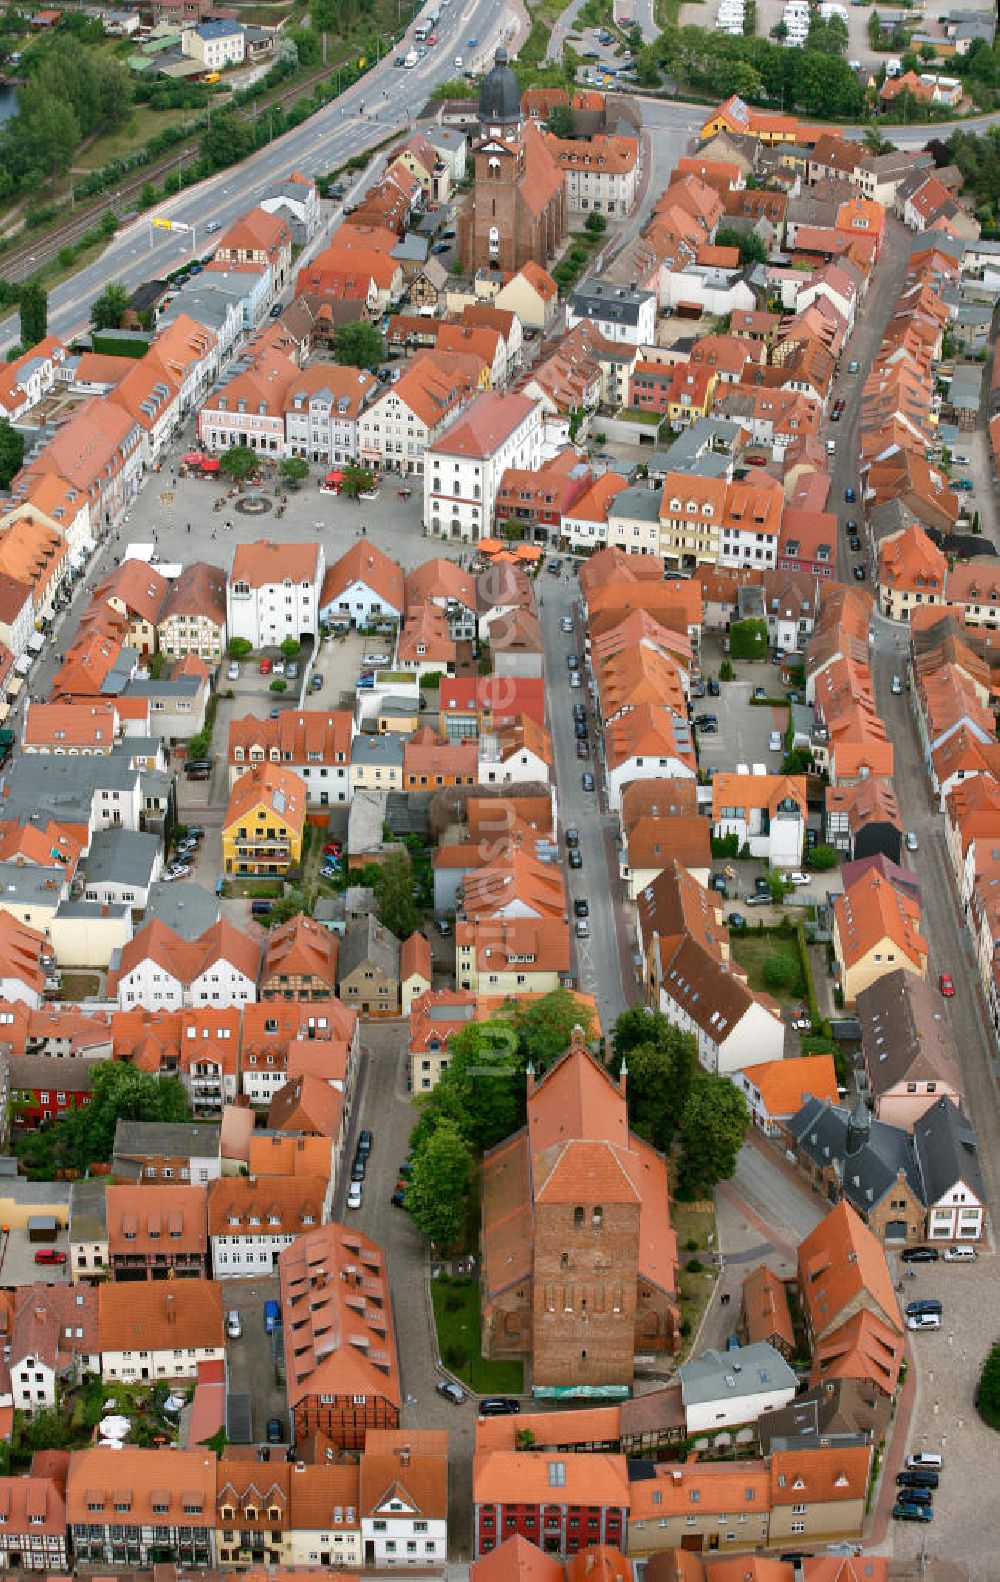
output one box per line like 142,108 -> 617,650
58,973 -> 101,1001
431,1274 -> 523,1395
672,1199 -> 719,1361
729,925 -> 803,1006
73,103 -> 204,173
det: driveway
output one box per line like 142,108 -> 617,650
218,1277 -> 288,1445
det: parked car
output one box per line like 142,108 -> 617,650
574,898 -> 589,918
939,972 -> 955,997
436,1379 -> 465,1404
897,1469 -> 939,1490
272,658 -> 285,675
34,1248 -> 66,1265
573,703 -> 587,722
310,672 -> 323,691
575,918 -> 589,938
568,850 -> 583,869
227,661 -> 240,681
728,912 -> 747,929
226,1310 -> 242,1339
390,1189 -> 407,1209
907,1452 -> 943,1469
581,772 -> 595,791
694,713 -> 718,729
906,1299 -> 943,1317
259,658 -> 273,675
769,730 -> 783,752
845,487 -> 856,503
708,678 -> 721,697
478,1397 -> 520,1416
357,1129 -> 373,1157
892,675 -> 902,695
547,558 -> 562,575
347,1181 -> 363,1209
901,1246 -> 940,1263
566,654 -> 580,671
560,616 -> 573,633
943,1245 -> 976,1261
892,1501 -> 933,1522
576,740 -> 589,759
697,719 -> 718,734
565,828 -> 580,848
905,831 -> 919,851
745,892 -> 771,907
853,565 -> 866,581
266,1418 -> 284,1445
286,662 -> 299,680
787,872 -> 810,887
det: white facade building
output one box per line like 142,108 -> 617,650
227,541 -> 323,648
424,393 -> 542,542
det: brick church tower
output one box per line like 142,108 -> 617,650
459,48 -> 565,276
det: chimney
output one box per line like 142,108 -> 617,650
525,1060 -> 536,1097
618,1056 -> 628,1098
399,1445 -> 410,1468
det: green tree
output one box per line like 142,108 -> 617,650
200,111 -> 255,171
280,637 -> 301,658
219,444 -> 258,484
806,14 -> 848,54
728,617 -> 768,660
406,1118 -> 472,1248
716,225 -> 766,264
18,283 -> 47,351
806,844 -> 839,871
977,1341 -> 1000,1429
15,1061 -> 189,1178
677,1074 -> 750,1198
413,1018 -> 523,1155
782,747 -> 813,775
340,462 -> 376,498
616,1024 -> 698,1152
516,987 -> 593,1071
228,637 -> 252,658
333,320 -> 385,369
369,849 -> 421,941
544,102 -> 575,138
0,420 -> 24,489
280,457 -> 310,490
584,211 -> 607,236
762,950 -> 802,994
90,282 -> 130,331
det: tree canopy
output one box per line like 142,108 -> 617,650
219,445 -> 259,484
977,1341 -> 1000,1429
405,1119 -> 472,1249
0,36 -> 132,198
0,420 -> 25,490
677,1074 -> 750,1198
19,283 -> 47,352
649,24 -> 864,119
333,321 -> 385,370
15,1061 -> 189,1179
610,1011 -> 698,1153
363,850 -> 421,942
90,283 -> 130,332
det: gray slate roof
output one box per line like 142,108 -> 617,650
912,1095 -> 986,1208
679,1342 -> 797,1407
568,277 -> 655,327
69,1178 -> 108,1241
786,1096 -> 923,1214
144,879 -> 220,941
608,485 -> 662,525
113,1119 -> 222,1157
338,912 -> 400,982
857,967 -> 962,1100
86,828 -> 162,888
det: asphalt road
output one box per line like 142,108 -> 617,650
537,565 -> 635,1036
2,0 -> 519,344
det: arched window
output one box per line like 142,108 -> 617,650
593,1206 -> 603,1228
573,1206 -> 584,1229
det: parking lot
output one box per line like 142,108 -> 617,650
217,1277 -> 289,1446
694,665 -> 789,777
877,1250 -> 997,1578
0,1227 -> 70,1286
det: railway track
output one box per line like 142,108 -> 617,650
0,61 -> 352,286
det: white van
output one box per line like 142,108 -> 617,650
907,1313 -> 941,1331
404,49 -> 418,66
826,439 -> 836,455
907,1452 -> 943,1470
943,1245 -> 977,1261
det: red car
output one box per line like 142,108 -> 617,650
34,1248 -> 66,1265
259,658 -> 273,675
323,841 -> 342,856
939,972 -> 955,998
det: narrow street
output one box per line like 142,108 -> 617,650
538,568 -> 636,1036
819,216 -> 915,584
